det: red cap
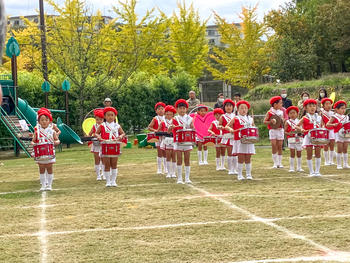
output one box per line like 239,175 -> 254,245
175,99 -> 189,108
154,102 -> 166,111
321,98 -> 333,105
270,96 -> 282,105
164,105 -> 176,114
303,99 -> 317,108
37,108 -> 52,121
93,109 -> 104,119
213,108 -> 224,115
286,106 -> 299,114
197,104 -> 208,111
236,100 -> 250,109
333,100 -> 347,109
103,107 -> 118,116
223,99 -> 235,107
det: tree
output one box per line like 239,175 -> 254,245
167,1 -> 209,78
209,5 -> 269,89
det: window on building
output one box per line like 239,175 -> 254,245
14,20 -> 19,26
209,39 -> 216,45
207,30 -> 216,36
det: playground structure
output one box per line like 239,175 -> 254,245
0,74 -> 82,157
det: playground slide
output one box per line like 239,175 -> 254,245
17,98 -> 82,144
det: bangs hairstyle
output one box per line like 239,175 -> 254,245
177,103 -> 188,108
335,103 -> 346,109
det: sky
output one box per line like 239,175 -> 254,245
5,0 -> 289,23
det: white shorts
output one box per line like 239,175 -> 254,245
335,133 -> 350,143
269,129 -> 284,140
220,137 -> 234,146
287,137 -> 303,151
174,142 -> 193,152
302,135 -> 322,148
91,142 -> 101,153
160,137 -> 174,150
328,129 -> 335,140
37,157 -> 56,165
232,140 -> 255,155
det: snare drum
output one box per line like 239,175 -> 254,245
33,143 -> 55,161
203,136 -> 216,147
176,129 -> 196,146
309,128 -> 329,145
239,127 -> 259,144
101,140 -> 121,157
147,133 -> 159,143
288,136 -> 302,144
340,122 -> 350,138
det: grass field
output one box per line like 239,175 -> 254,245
1,145 -> 350,263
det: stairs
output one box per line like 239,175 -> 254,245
0,108 -> 34,157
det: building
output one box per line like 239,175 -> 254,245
205,24 -> 241,47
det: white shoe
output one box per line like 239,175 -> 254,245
314,173 -> 322,177
278,164 -> 284,168
171,174 -> 177,178
337,166 -> 343,170
246,174 -> 253,180
111,182 -> 117,187
177,180 -> 184,184
40,186 -> 46,191
272,165 -> 278,169
325,162 -> 331,166
166,174 -> 171,178
233,170 -> 238,175
199,161 -> 205,166
330,162 -> 335,165
106,182 -> 111,187
228,171 -> 235,175
309,173 -> 316,177
97,176 -> 102,181
343,165 -> 350,169
157,170 -> 162,174
203,161 -> 209,165
237,175 -> 244,181
297,168 -> 304,172
46,185 -> 52,191
185,179 -> 192,184
288,169 -> 295,173
216,167 -> 220,171
102,175 -> 106,180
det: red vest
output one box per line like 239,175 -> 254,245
210,120 -> 221,135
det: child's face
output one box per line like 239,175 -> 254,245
306,103 -> 317,114
224,103 -> 233,113
234,95 -> 240,101
165,111 -> 174,120
105,111 -> 116,123
95,116 -> 104,125
197,108 -> 207,117
177,106 -> 187,116
288,110 -> 298,119
273,100 -> 283,110
156,106 -> 165,116
214,113 -> 221,120
39,115 -> 50,128
238,104 -> 248,116
336,105 -> 346,115
323,101 -> 332,111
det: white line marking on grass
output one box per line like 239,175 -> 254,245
188,184 -> 334,254
38,191 -> 48,263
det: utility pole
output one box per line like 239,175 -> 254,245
39,0 -> 49,108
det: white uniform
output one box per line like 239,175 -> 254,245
220,113 -> 235,146
160,118 -> 175,150
268,108 -> 284,140
334,114 -> 350,143
321,109 -> 335,140
34,124 -> 56,164
90,124 -> 101,153
233,115 -> 256,155
174,114 -> 193,152
154,115 -> 165,147
302,113 -> 322,147
286,118 -> 303,151
101,122 -> 121,157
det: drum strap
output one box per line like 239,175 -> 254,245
334,114 -> 348,124
287,119 -> 298,128
237,115 -> 251,127
306,113 -> 321,128
164,119 -> 173,129
176,115 -> 190,129
223,113 -> 234,124
37,125 -> 54,143
321,110 -> 332,121
104,122 -> 119,140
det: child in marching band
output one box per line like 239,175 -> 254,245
169,99 -> 194,184
96,107 -> 125,187
208,108 -> 225,170
264,96 -> 285,168
284,106 -> 303,172
297,99 -> 322,176
228,100 -> 255,180
32,108 -> 60,191
219,99 -> 237,175
159,105 -> 177,178
326,100 -> 350,169
196,105 -> 209,165
89,109 -> 104,180
320,98 -> 336,165
148,102 -> 167,174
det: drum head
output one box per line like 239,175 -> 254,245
270,115 -> 282,129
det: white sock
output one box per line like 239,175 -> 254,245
39,173 -> 45,186
94,165 -> 100,177
232,156 -> 238,171
272,154 -> 277,166
166,161 -> 172,176
111,169 -> 118,184
289,157 -> 295,171
172,162 -> 177,175
227,156 -> 233,172
162,157 -> 167,172
185,166 -> 191,182
46,173 -> 53,187
343,153 -> 348,166
101,164 -> 105,177
216,158 -> 220,169
237,163 -> 243,177
221,155 -> 225,169
246,163 -> 252,176
197,151 -> 202,163
315,158 -> 321,174
307,159 -> 314,174
157,157 -> 162,171
177,165 -> 183,182
297,157 -> 302,170
105,171 -> 111,185
337,153 -> 342,167
204,150 -> 208,162
323,151 -> 329,164
277,155 -> 282,166
330,151 -> 335,163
